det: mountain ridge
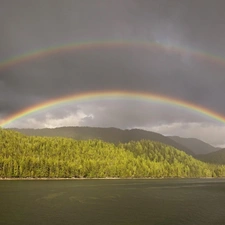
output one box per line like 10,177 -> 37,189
168,136 -> 218,155
11,126 -> 195,156
197,148 -> 225,164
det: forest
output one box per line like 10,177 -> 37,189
1,128 -> 225,178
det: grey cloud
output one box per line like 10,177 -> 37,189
79,101 -> 220,128
2,47 -> 225,114
1,0 -> 225,145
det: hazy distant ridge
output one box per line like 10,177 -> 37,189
197,148 -> 225,164
12,127 -> 194,155
168,136 -> 218,155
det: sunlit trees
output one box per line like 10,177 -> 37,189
1,128 -> 225,178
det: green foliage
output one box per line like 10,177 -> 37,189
0,129 -> 225,178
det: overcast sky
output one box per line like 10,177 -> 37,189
1,0 -> 225,147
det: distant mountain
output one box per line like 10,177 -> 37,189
197,148 -> 225,165
11,126 -> 194,156
168,136 -> 218,155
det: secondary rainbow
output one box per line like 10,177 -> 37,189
1,40 -> 225,72
1,90 -> 225,128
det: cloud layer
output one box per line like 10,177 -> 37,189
1,0 -> 225,146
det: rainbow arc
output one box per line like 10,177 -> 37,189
1,90 -> 225,128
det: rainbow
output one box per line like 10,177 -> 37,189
1,40 -> 225,72
1,90 -> 225,128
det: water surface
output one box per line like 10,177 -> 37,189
1,179 -> 225,225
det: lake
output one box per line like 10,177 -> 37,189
1,179 -> 225,225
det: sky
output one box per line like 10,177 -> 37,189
1,0 -> 225,147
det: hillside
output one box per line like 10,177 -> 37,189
197,148 -> 225,165
169,136 -> 218,155
0,128 -> 225,178
11,127 -> 194,156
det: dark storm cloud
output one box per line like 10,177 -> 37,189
1,0 -> 225,144
1,47 -> 225,116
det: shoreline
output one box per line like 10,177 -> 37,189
0,177 -> 219,180
0,177 -> 123,180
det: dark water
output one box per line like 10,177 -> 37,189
1,179 -> 225,225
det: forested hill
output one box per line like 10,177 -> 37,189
12,127 -> 194,156
1,128 -> 225,178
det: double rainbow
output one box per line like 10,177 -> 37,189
1,40 -> 225,127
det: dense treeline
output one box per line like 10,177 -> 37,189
0,129 -> 225,178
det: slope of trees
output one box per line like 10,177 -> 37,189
0,128 -> 225,178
